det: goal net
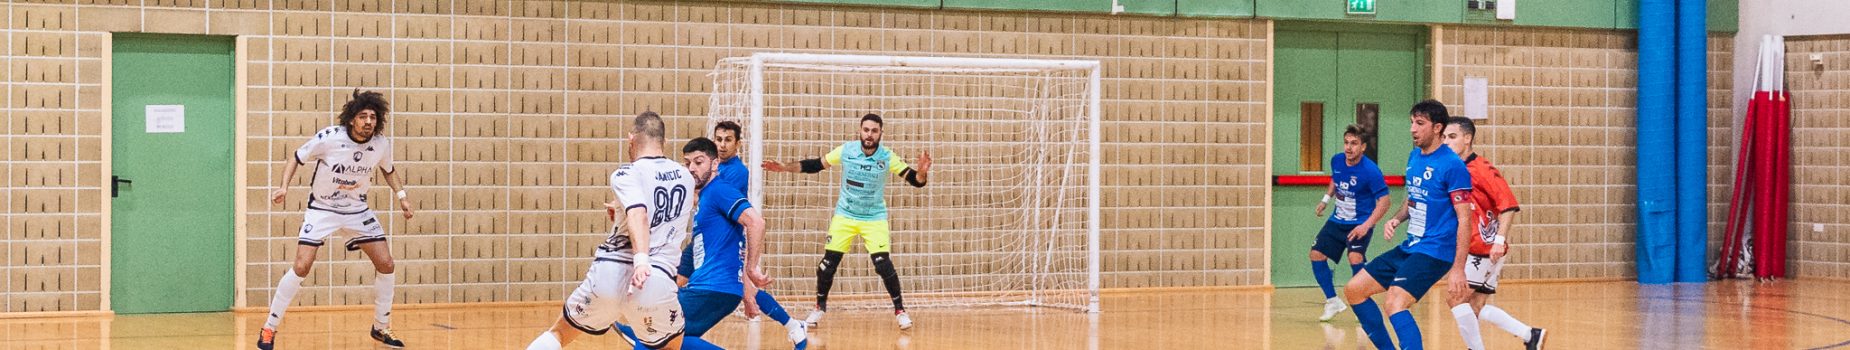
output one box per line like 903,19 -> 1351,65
706,53 -> 1102,312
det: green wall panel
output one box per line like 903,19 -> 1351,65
1615,0 -> 1639,29
1708,0 -> 1737,32
940,0 -> 1175,15
1177,0 -> 1256,18
1271,25 -> 1423,287
111,34 -> 237,314
1514,0 -> 1619,28
1257,0 -> 1462,24
775,0 -> 941,8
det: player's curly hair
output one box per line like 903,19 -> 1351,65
338,89 -> 389,133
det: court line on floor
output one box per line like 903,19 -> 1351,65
1673,296 -> 1850,350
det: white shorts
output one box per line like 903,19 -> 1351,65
1464,254 -> 1503,294
563,259 -> 683,348
299,209 -> 386,251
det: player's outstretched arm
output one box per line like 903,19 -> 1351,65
1382,199 -> 1412,241
763,159 -> 830,174
1491,210 -> 1518,261
1447,200 -> 1475,297
1349,194 -> 1393,242
383,169 -> 415,219
623,206 -> 652,289
738,207 -> 772,287
1315,182 -> 1335,216
270,161 -> 302,205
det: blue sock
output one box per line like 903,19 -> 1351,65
757,290 -> 793,324
1311,260 -> 1336,299
1351,262 -> 1365,275
1352,299 -> 1396,349
682,336 -> 725,350
1390,310 -> 1423,350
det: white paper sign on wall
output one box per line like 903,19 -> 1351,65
1464,77 -> 1489,120
146,105 -> 185,133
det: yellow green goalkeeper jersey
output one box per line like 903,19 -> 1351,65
825,141 -> 911,221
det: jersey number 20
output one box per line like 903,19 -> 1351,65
650,185 -> 688,227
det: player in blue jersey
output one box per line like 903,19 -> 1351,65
1342,100 -> 1475,350
764,113 -> 933,330
668,137 -> 776,350
709,121 -> 809,345
1310,124 -> 1392,322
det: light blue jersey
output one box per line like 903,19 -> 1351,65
825,142 -> 912,221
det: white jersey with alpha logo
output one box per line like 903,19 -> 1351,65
296,126 -> 394,214
596,156 -> 696,274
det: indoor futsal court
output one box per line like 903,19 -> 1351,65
2,1 -> 1847,350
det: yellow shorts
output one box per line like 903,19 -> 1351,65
826,216 -> 891,254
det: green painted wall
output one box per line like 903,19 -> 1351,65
1255,0 -> 1463,24
1177,0 -> 1255,18
1270,24 -> 1422,288
110,34 -> 237,314
942,0 -> 1175,15
739,0 -> 1739,32
776,0 -> 939,7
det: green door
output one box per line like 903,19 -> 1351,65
1270,23 -> 1424,288
110,34 -> 236,314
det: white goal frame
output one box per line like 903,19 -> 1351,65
721,53 -> 1102,313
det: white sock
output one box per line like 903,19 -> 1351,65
1480,305 -> 1534,341
526,331 -> 562,350
265,270 -> 307,329
374,273 -> 396,328
1451,304 -> 1485,350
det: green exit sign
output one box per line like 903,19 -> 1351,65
1348,0 -> 1376,14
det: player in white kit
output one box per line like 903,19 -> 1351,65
527,111 -> 696,350
259,89 -> 414,349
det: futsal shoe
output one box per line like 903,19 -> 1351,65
787,319 -> 810,344
1319,297 -> 1348,322
1525,328 -> 1548,350
370,326 -> 405,348
256,327 -> 276,350
804,307 -> 826,327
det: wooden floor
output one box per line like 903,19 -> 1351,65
7,280 -> 1850,349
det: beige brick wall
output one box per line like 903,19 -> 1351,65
1785,35 -> 1850,279
4,4 -> 108,312
0,0 -> 1745,312
1438,26 -> 1734,281
234,2 -> 1273,306
0,1 -> 1269,309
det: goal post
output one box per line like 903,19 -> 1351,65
707,53 -> 1102,313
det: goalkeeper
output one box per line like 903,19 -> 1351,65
763,113 -> 932,331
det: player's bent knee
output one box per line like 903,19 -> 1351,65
292,259 -> 316,277
373,259 -> 395,274
1348,252 -> 1365,263
1382,288 -> 1416,313
1309,250 -> 1327,261
1342,276 -> 1375,303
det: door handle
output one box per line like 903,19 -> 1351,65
113,176 -> 133,198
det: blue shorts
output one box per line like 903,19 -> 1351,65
679,288 -> 743,337
1311,221 -> 1372,262
1363,248 -> 1452,300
